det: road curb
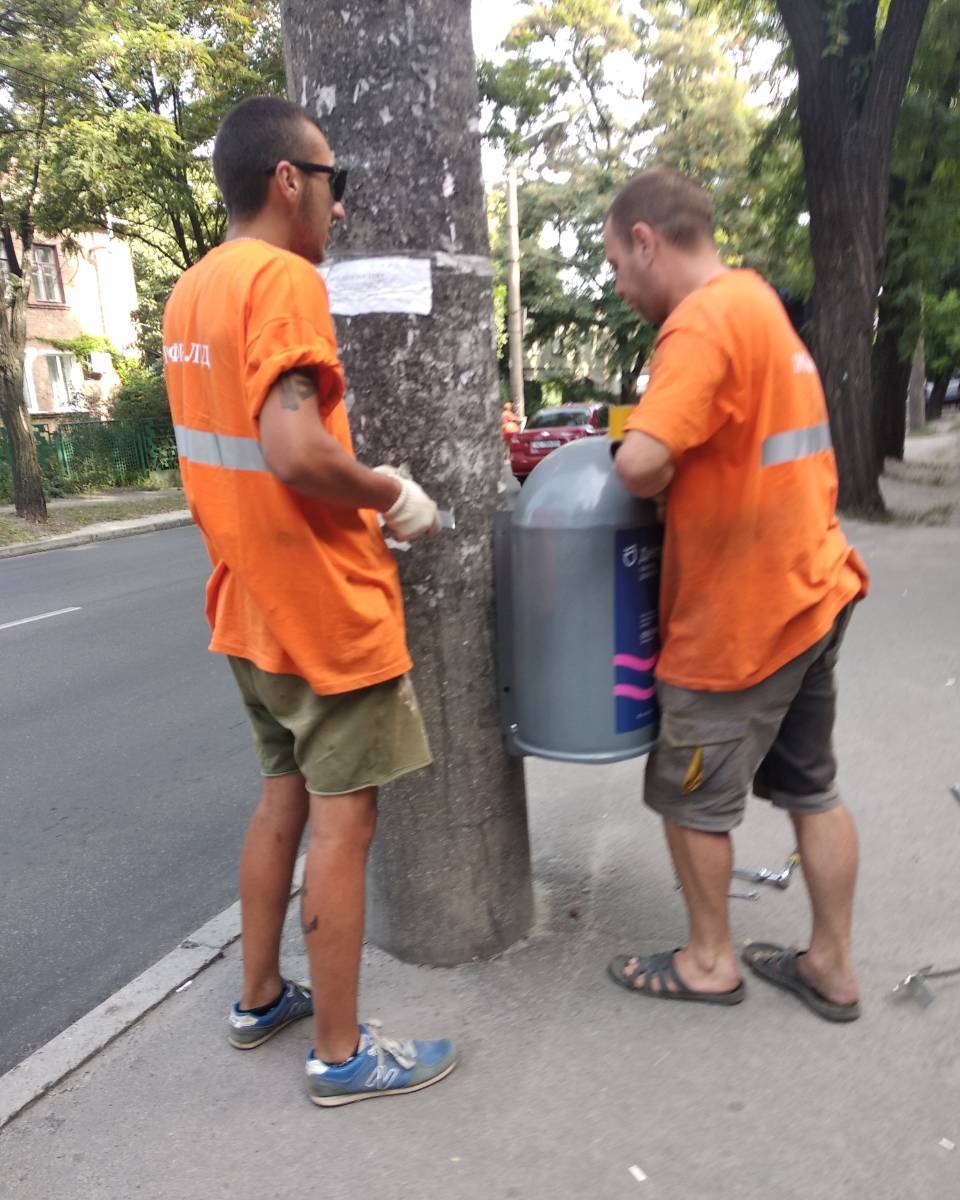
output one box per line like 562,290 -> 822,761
0,858 -> 305,1130
0,512 -> 194,560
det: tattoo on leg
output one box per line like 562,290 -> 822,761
303,915 -> 319,935
278,369 -> 317,411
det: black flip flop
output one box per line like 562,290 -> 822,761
608,949 -> 746,1006
742,943 -> 861,1022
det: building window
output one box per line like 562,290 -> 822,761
43,352 -> 83,410
29,245 -> 65,304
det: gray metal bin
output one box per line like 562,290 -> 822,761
496,436 -> 661,763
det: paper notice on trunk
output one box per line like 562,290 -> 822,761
319,257 -> 433,316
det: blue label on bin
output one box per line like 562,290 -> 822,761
613,526 -> 662,734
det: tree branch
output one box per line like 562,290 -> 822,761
124,229 -> 189,272
773,0 -> 822,81
0,190 -> 22,276
167,208 -> 193,266
865,0 -> 931,147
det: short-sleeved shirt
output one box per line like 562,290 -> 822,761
624,269 -> 868,692
162,238 -> 411,694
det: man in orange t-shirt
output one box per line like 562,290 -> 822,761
163,97 -> 455,1104
603,169 -> 868,1023
501,402 -> 520,440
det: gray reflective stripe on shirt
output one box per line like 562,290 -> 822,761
761,421 -> 832,468
174,425 -> 267,472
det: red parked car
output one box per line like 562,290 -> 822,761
509,403 -> 609,482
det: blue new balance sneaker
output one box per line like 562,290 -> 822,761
306,1021 -> 458,1106
228,979 -> 313,1049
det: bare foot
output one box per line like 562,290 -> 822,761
620,946 -> 741,994
795,950 -> 859,1006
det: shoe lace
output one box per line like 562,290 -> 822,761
365,1020 -> 416,1071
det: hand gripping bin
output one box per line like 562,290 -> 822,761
495,436 -> 662,763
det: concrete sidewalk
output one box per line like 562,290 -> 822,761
1,515 -> 958,1200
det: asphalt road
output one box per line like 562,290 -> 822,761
0,526 -> 259,1075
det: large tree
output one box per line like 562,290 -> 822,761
772,0 -> 931,513
0,1 -> 86,520
0,0 -> 282,521
482,1 -> 757,403
873,0 -> 960,461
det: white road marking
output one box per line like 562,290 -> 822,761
0,606 -> 82,631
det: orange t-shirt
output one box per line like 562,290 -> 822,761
624,269 -> 868,692
162,239 -> 411,694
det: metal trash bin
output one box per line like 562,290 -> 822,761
496,435 -> 661,763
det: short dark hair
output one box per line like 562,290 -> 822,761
212,96 -> 324,221
607,168 -> 715,249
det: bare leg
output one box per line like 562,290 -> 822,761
302,787 -> 378,1064
790,805 -> 859,1004
239,773 -> 309,1009
621,819 -> 741,993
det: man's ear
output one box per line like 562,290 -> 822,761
630,221 -> 656,264
273,161 -> 301,204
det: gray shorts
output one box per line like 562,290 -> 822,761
644,604 -> 855,833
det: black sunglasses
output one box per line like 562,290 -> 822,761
265,160 -> 348,202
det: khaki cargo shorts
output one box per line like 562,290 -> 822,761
227,658 -> 432,797
644,604 -> 855,833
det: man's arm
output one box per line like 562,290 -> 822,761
258,369 -> 400,510
615,429 -> 675,499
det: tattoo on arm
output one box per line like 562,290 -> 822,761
302,915 -> 319,935
278,369 -> 317,412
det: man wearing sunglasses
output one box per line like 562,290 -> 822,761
162,95 -> 456,1106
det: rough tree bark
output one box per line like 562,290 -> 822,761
872,286 -> 913,466
775,0 -> 931,514
281,0 -> 533,964
872,39 -> 960,467
906,334 -> 926,431
0,237 -> 47,522
927,371 -> 950,420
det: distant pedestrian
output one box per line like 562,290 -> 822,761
604,168 -> 869,1022
163,96 -> 457,1105
501,401 -> 521,439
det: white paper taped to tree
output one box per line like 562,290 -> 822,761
318,257 -> 433,316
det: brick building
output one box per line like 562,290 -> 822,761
5,231 -> 139,420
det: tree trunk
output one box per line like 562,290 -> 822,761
281,0 -> 533,965
872,289 -> 913,466
0,277 -> 47,521
777,0 -> 931,516
927,372 -> 949,421
906,334 -> 926,431
810,242 -> 884,513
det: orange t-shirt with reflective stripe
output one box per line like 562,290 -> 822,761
162,239 -> 411,694
624,269 -> 868,692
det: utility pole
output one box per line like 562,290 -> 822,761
281,0 -> 533,965
505,162 -> 526,422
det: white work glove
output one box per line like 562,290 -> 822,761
374,465 -> 441,541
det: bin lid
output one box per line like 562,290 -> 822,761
512,435 -> 654,530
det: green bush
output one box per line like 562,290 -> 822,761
109,367 -> 173,431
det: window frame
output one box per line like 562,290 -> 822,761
42,351 -> 82,411
29,244 -> 66,305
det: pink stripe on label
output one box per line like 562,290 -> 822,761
614,683 -> 656,702
613,653 -> 658,672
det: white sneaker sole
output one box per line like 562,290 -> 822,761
228,1013 -> 309,1050
308,1058 -> 458,1107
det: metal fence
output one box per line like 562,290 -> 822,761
0,419 -> 179,498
